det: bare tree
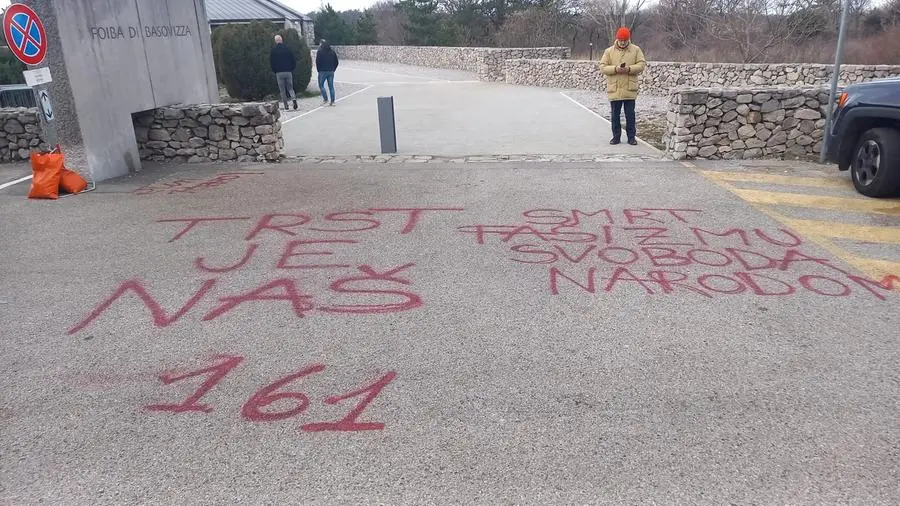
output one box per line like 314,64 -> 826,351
370,0 -> 409,44
579,0 -> 648,43
696,0 -> 822,62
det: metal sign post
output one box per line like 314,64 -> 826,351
820,0 -> 851,164
3,3 -> 58,150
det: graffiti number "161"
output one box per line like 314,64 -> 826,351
144,355 -> 396,432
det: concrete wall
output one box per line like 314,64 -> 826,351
332,45 -> 570,81
24,0 -> 219,182
664,87 -> 829,160
504,59 -> 900,94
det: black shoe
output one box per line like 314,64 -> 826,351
610,138 -> 621,145
628,139 -> 638,145
292,100 -> 298,110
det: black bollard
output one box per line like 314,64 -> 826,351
377,96 -> 397,154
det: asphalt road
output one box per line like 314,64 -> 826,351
280,61 -> 660,158
1,159 -> 898,504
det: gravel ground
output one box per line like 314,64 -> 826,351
564,90 -> 670,150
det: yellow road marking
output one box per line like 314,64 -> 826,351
684,165 -> 900,286
701,170 -> 849,189
777,216 -> 900,244
732,188 -> 900,215
839,255 -> 900,280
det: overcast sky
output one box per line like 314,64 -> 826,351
0,0 -> 890,18
0,0 -> 380,16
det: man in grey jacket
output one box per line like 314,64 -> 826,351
270,35 -> 297,110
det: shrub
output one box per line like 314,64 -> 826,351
0,47 -> 25,85
214,22 -> 313,101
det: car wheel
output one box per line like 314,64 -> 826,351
850,127 -> 900,197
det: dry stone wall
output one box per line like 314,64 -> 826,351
504,59 -> 900,93
331,45 -> 570,81
664,87 -> 829,160
134,103 -> 284,163
0,108 -> 46,162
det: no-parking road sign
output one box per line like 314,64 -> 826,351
3,3 -> 47,66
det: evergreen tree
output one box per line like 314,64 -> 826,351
356,10 -> 379,44
314,4 -> 356,44
397,0 -> 457,46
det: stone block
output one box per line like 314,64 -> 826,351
797,135 -> 815,146
163,147 -> 177,158
763,109 -> 785,122
698,145 -> 718,157
747,111 -> 762,124
255,125 -> 274,135
681,91 -> 709,104
782,96 -> 806,108
148,129 -> 171,141
219,149 -> 237,160
743,148 -> 763,158
225,126 -> 241,141
163,108 -> 185,119
767,131 -> 788,146
189,137 -> 206,148
240,127 -> 256,137
231,116 -> 250,126
194,127 -> 209,138
738,124 -> 757,138
736,94 -> 753,103
173,128 -> 192,142
736,104 -> 750,115
760,100 -> 780,113
209,125 -> 225,141
798,120 -> 816,134
746,138 -> 766,148
795,109 -> 821,120
756,128 -> 772,141
242,104 -> 264,117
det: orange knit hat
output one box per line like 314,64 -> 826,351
616,27 -> 631,41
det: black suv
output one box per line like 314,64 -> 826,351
824,76 -> 900,197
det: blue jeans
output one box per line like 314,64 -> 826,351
318,71 -> 335,102
610,99 -> 636,142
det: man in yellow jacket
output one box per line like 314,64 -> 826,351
599,27 -> 646,145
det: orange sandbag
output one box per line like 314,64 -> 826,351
60,167 -> 88,194
28,151 -> 64,200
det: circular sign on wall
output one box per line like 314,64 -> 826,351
3,3 -> 48,66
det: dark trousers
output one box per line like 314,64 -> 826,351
610,99 -> 636,142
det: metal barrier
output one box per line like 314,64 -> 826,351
0,84 -> 36,108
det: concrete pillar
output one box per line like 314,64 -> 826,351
22,0 -> 218,182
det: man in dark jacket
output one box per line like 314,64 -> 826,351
270,35 -> 297,110
315,41 -> 339,106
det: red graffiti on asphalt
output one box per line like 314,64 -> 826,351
133,171 -> 264,195
144,354 -> 395,432
67,208 -> 464,334
457,208 -> 899,300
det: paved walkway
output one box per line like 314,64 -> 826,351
282,61 -> 660,157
